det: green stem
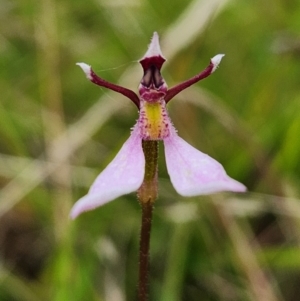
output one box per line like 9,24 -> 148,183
137,140 -> 158,301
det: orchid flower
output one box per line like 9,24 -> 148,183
71,32 -> 246,219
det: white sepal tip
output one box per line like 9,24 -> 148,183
141,32 -> 165,60
76,62 -> 92,80
211,54 -> 225,73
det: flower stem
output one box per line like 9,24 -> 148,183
138,200 -> 153,301
137,140 -> 158,301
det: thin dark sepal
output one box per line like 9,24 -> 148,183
164,60 -> 215,103
89,68 -> 140,108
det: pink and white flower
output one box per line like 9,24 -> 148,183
71,32 -> 246,219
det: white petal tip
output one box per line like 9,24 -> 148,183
69,211 -> 77,220
177,181 -> 247,197
76,62 -> 92,79
69,195 -> 100,219
142,32 -> 165,59
224,181 -> 247,194
69,202 -> 83,219
211,54 -> 225,73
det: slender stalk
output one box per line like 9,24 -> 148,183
137,140 -> 158,301
138,201 -> 153,301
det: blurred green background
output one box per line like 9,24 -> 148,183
1,0 -> 300,300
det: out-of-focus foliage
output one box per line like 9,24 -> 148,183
1,0 -> 300,300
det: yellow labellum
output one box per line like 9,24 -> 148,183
139,99 -> 170,140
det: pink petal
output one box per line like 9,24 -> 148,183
164,129 -> 246,196
70,125 -> 145,219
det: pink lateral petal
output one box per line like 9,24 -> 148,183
164,129 -> 246,196
70,125 -> 145,219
